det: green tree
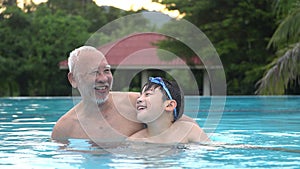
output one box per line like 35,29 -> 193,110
255,0 -> 300,95
46,0 -> 129,32
29,4 -> 90,95
0,0 -> 17,7
0,1 -> 135,96
157,0 -> 276,95
0,6 -> 32,95
0,4 -> 90,96
86,12 -> 153,46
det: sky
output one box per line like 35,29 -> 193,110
17,0 -> 182,18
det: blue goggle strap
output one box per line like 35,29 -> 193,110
149,77 -> 178,121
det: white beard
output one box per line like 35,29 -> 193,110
94,79 -> 113,105
96,95 -> 109,105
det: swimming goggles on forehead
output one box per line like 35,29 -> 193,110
149,77 -> 178,121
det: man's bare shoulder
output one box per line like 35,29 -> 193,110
51,106 -> 78,140
57,105 -> 78,123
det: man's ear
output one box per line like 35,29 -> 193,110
165,100 -> 177,112
68,72 -> 77,88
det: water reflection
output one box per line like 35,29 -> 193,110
0,97 -> 300,168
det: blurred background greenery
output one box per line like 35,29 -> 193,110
0,0 -> 299,96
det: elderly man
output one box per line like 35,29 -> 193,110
51,46 -> 196,143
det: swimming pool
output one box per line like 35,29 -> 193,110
0,96 -> 299,168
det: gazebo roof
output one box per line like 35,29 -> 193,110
59,32 -> 204,70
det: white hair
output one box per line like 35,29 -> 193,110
68,46 -> 100,73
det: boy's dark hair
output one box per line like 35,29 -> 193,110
142,77 -> 184,122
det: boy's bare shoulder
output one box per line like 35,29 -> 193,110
173,120 -> 195,129
175,121 -> 211,142
178,114 -> 197,124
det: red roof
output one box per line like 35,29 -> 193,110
59,32 -> 203,69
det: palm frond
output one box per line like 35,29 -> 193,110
268,7 -> 300,48
273,0 -> 300,18
256,43 -> 300,95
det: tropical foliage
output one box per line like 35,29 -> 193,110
0,1 -> 128,96
157,0 -> 276,94
0,0 -> 299,96
255,0 -> 300,94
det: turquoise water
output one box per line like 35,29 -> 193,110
0,96 -> 299,168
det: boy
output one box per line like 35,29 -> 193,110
128,77 -> 210,144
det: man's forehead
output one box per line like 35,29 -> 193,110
77,50 -> 107,62
78,49 -> 106,60
76,53 -> 109,71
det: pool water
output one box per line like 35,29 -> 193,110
0,96 -> 299,168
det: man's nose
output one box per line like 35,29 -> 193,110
95,72 -> 107,82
